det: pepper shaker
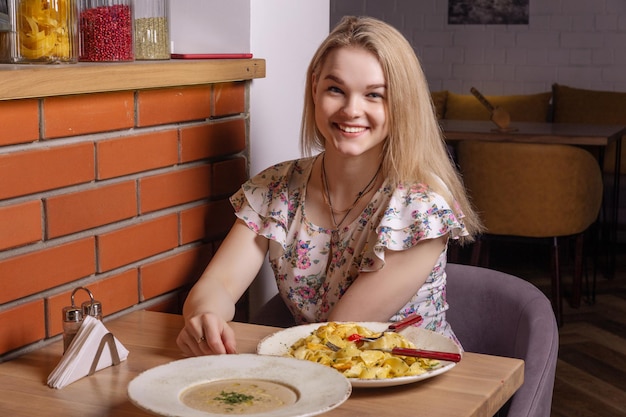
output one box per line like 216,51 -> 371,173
62,304 -> 83,353
79,288 -> 102,321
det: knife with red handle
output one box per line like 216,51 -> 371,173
377,347 -> 462,362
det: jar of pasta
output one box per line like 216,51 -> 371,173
78,0 -> 133,61
12,0 -> 78,63
133,0 -> 169,60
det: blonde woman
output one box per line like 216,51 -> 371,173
177,16 -> 482,357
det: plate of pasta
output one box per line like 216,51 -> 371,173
257,321 -> 461,388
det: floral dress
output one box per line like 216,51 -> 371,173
230,156 -> 469,346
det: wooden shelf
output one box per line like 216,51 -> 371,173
0,59 -> 266,101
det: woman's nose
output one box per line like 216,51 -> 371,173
341,96 -> 363,118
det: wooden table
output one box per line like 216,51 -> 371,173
441,119 -> 625,281
0,310 -> 524,417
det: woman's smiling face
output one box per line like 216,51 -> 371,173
312,46 -> 389,158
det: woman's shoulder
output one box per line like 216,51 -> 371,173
251,156 -> 315,184
382,180 -> 461,227
364,179 -> 468,267
389,181 -> 448,206
230,156 -> 315,241
233,156 -> 315,212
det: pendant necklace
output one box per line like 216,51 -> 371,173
321,154 -> 382,242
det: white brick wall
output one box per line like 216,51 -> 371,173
330,0 -> 626,94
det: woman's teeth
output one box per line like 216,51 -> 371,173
339,125 -> 366,133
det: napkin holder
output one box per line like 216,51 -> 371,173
88,332 -> 121,376
47,315 -> 129,389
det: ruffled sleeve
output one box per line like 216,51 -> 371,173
364,182 -> 468,271
229,159 -> 305,248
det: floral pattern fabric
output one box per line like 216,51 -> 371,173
230,156 -> 469,346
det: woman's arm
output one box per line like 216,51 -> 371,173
328,236 -> 447,322
177,219 -> 268,356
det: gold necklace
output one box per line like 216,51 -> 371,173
321,154 -> 382,231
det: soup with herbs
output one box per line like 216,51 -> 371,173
180,379 -> 298,414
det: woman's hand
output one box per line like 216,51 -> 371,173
176,312 -> 238,356
176,220 -> 269,356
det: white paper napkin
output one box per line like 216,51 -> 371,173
47,315 -> 129,389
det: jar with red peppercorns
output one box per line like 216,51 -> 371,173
78,0 -> 134,61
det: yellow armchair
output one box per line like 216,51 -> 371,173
456,141 -> 603,325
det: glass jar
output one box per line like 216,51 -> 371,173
0,1 -> 11,63
62,305 -> 83,353
133,0 -> 168,60
81,298 -> 102,320
78,0 -> 133,61
11,0 -> 78,63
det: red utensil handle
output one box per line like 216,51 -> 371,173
388,313 -> 423,331
390,347 -> 462,362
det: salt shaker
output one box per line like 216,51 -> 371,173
62,305 -> 83,353
72,286 -> 103,321
81,297 -> 103,321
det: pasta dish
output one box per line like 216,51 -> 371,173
287,322 -> 440,379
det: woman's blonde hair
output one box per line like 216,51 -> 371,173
301,16 -> 483,242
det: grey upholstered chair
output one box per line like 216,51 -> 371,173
445,263 -> 559,417
252,263 -> 559,417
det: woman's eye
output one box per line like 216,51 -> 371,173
368,92 -> 384,99
328,86 -> 343,94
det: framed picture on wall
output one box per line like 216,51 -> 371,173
448,0 -> 529,25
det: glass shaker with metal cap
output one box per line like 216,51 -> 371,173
81,296 -> 102,321
62,304 -> 83,353
72,286 -> 103,321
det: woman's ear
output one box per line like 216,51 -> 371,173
311,73 -> 318,104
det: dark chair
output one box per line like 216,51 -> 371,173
446,263 -> 559,417
252,263 -> 559,417
250,292 -> 295,328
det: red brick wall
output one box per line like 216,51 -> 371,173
0,81 -> 250,358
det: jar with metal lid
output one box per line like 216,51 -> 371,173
11,0 -> 78,63
133,0 -> 168,60
62,305 -> 83,353
70,286 -> 103,321
81,297 -> 102,320
77,0 -> 133,61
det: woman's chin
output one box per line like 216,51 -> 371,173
327,142 -> 384,159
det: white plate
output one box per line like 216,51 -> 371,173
257,322 -> 461,388
128,353 -> 351,417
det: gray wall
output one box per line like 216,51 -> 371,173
330,0 -> 626,95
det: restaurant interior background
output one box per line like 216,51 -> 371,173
253,0 -> 626,319
1,0 -> 624,387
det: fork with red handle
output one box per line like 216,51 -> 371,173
346,313 -> 461,362
347,313 -> 424,342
